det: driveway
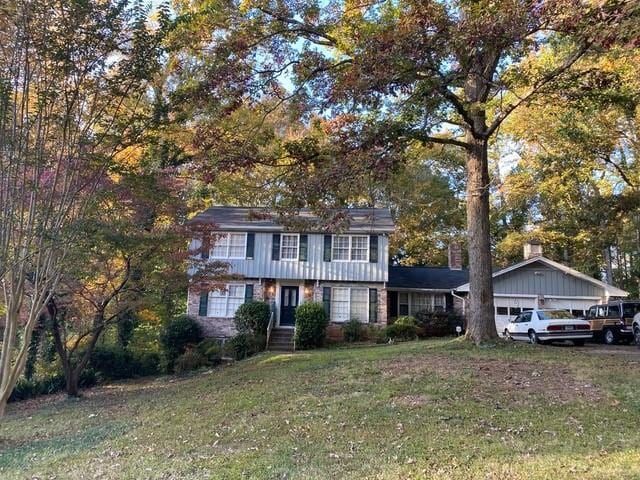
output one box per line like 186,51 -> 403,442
582,343 -> 640,357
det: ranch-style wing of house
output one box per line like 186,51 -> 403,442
186,207 -> 394,339
455,241 -> 629,334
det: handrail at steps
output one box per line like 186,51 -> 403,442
265,311 -> 275,350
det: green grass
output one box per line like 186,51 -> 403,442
2,339 -> 640,479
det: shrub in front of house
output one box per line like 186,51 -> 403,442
134,351 -> 161,376
366,325 -> 388,344
385,316 -> 418,341
160,315 -> 204,371
90,345 -> 162,379
91,345 -> 134,380
224,332 -> 266,360
342,318 -> 364,343
9,370 -> 97,402
174,347 -> 210,374
197,338 -> 224,366
414,311 -> 464,337
234,300 -> 271,335
294,302 -> 329,349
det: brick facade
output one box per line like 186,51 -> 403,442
188,279 -> 388,339
187,280 -> 265,339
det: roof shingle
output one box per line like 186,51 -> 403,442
188,206 -> 395,233
388,266 -> 469,290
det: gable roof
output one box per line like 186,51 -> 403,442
455,256 -> 629,297
188,206 -> 395,233
388,266 -> 469,291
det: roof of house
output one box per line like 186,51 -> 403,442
388,266 -> 469,291
455,255 -> 629,297
188,206 -> 395,233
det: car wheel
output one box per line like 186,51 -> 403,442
603,328 -> 617,345
572,339 -> 586,346
504,329 -> 513,341
634,327 -> 640,348
528,330 -> 539,345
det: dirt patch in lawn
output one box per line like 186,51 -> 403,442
380,354 -> 604,405
391,394 -> 430,407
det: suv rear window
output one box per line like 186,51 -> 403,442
608,305 -> 620,317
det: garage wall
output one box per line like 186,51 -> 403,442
492,262 -> 604,297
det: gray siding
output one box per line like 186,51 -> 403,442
194,233 -> 389,282
493,263 -> 603,297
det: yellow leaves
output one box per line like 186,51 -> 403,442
113,145 -> 145,172
65,334 -> 91,350
137,308 -> 162,325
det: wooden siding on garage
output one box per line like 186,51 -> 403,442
492,262 -> 603,297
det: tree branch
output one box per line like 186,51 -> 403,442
485,42 -> 591,137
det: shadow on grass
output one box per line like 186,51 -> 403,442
0,422 -> 127,470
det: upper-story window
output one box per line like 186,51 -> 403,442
332,235 -> 369,262
280,234 -> 299,260
211,233 -> 247,259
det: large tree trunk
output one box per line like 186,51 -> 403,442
464,135 -> 497,343
66,369 -> 81,397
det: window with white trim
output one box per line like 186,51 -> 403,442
211,233 -> 247,259
331,287 -> 350,321
398,292 -> 409,316
330,287 -> 369,322
350,236 -> 368,261
280,234 -> 299,260
433,294 -> 446,311
350,288 -> 368,322
332,236 -> 350,261
332,235 -> 369,262
398,292 -> 448,316
208,284 -> 245,317
410,293 -> 431,316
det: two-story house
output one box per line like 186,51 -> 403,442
186,207 -> 394,341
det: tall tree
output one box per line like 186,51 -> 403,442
177,0 -> 639,342
0,0 -> 166,415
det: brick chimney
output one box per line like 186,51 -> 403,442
448,242 -> 463,270
524,239 -> 543,260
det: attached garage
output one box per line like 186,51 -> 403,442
455,249 -> 628,335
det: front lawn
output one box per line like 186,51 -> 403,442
2,339 -> 640,479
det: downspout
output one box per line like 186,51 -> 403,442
451,290 -> 466,316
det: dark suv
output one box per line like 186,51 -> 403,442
585,300 -> 640,345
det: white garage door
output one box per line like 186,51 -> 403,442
494,296 -> 536,335
541,298 -> 594,318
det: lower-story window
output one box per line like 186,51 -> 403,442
208,284 -> 245,317
398,292 -> 447,316
331,287 -> 369,322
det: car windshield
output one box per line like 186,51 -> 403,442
622,303 -> 640,317
537,310 -> 573,320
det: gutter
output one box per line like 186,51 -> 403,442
451,290 -> 466,316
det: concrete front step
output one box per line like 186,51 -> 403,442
269,344 -> 294,351
268,328 -> 294,351
269,336 -> 294,343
